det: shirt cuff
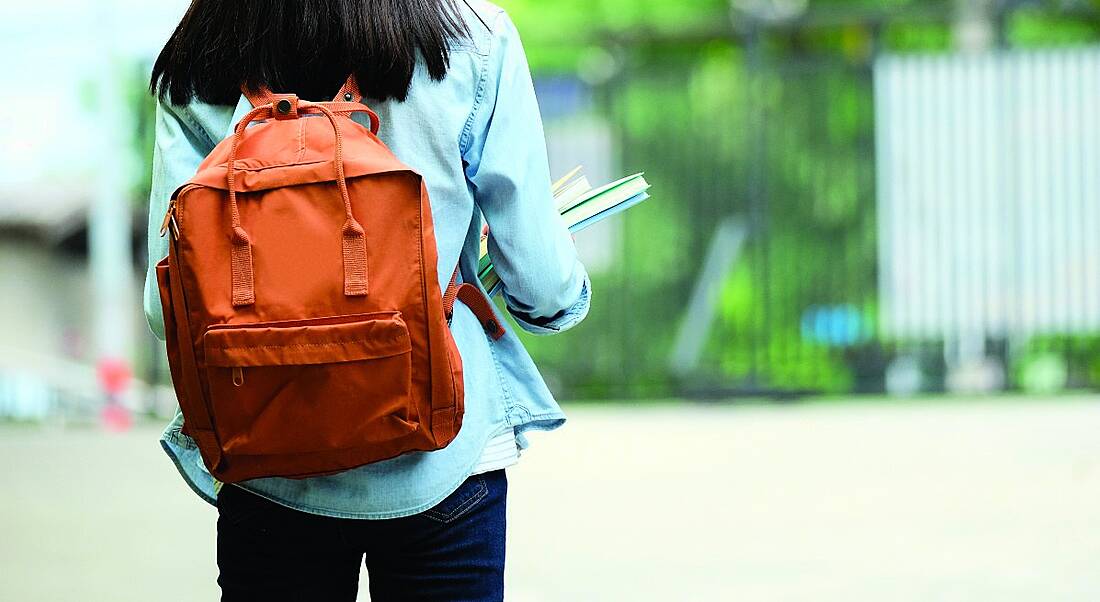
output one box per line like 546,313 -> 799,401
506,275 -> 591,335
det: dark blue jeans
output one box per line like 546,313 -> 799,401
216,470 -> 507,602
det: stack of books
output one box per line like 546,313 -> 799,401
478,167 -> 651,296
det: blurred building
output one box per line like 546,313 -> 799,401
876,48 -> 1100,391
0,1 -> 188,418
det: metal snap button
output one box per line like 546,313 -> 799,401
276,99 -> 292,114
344,92 -> 353,101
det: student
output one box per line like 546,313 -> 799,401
144,1 -> 590,600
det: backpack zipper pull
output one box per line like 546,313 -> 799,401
159,199 -> 179,238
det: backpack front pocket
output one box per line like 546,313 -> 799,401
202,312 -> 417,457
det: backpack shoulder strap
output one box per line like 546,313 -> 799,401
444,267 -> 505,340
241,85 -> 274,108
329,76 -> 380,133
332,75 -> 362,103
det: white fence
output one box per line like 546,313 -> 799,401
875,47 -> 1100,340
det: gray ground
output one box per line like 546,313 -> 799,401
1,397 -> 1098,601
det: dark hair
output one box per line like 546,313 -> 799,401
150,0 -> 470,106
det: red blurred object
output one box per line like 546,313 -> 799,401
97,358 -> 134,432
96,357 -> 132,395
100,402 -> 133,432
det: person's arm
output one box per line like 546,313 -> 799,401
462,11 -> 591,335
142,100 -> 217,341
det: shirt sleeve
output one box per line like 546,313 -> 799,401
142,100 -> 216,341
461,10 -> 591,336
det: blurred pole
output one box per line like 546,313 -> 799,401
669,218 -> 747,376
954,0 -> 996,52
742,18 -> 770,387
949,0 -> 996,388
90,0 -> 137,415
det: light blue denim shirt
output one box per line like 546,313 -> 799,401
142,0 -> 590,519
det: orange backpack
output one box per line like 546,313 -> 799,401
154,78 -> 505,483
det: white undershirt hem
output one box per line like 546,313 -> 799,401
469,427 -> 521,475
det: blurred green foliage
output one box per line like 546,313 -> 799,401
498,0 -> 1100,397
501,1 -> 728,44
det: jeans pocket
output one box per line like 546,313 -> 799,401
420,475 -> 490,524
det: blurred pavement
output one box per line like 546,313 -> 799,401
1,398 -> 1099,601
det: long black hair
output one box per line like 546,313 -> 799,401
150,0 -> 470,105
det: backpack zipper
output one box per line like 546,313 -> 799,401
159,199 -> 179,239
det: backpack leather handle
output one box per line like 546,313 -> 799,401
225,101 -> 369,306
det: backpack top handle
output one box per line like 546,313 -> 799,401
224,100 -> 370,306
240,75 -> 381,135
